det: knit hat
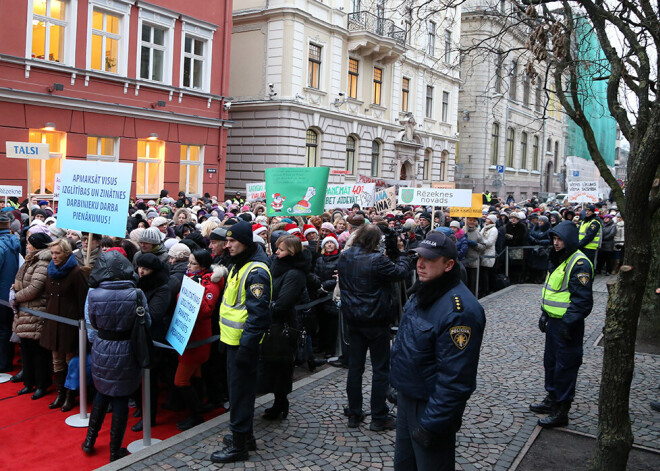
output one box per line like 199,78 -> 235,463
168,243 -> 191,261
164,238 -> 178,250
129,228 -> 145,243
285,223 -> 301,234
449,220 -> 461,229
486,215 -> 498,224
139,227 -> 162,245
303,224 -> 318,238
433,226 -> 457,243
252,223 -> 267,236
151,216 -> 169,227
105,247 -> 128,258
136,253 -> 162,271
48,225 -> 67,239
347,214 -> 365,227
539,216 -> 549,224
321,232 -> 339,249
27,222 -> 50,236
226,221 -> 254,247
419,212 -> 432,223
146,210 -> 159,219
321,222 -> 335,232
28,232 -> 53,250
209,227 -> 228,241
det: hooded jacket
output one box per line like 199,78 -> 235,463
12,247 -> 51,340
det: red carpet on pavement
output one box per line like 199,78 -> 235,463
0,358 -> 227,471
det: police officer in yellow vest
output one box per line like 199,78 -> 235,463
530,221 -> 593,428
210,221 -> 272,464
578,205 -> 602,264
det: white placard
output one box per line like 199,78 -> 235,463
0,185 -> 22,197
53,174 -> 61,201
568,181 -> 598,203
398,187 -> 472,207
245,182 -> 266,202
325,183 -> 376,209
5,142 -> 50,159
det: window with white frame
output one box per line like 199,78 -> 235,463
442,91 -> 449,122
30,0 -> 75,64
425,85 -> 434,119
180,16 -> 215,92
182,36 -> 205,89
427,21 -> 436,56
371,140 -> 381,177
179,145 -> 203,196
87,136 -> 118,162
444,30 -> 452,63
308,44 -> 321,89
90,8 -> 120,73
140,24 -> 166,82
401,77 -> 410,112
372,67 -> 383,105
346,136 -> 356,174
306,129 -> 319,167
520,132 -> 528,169
423,149 -> 432,180
136,138 -> 164,196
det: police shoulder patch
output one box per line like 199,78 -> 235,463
577,272 -> 591,286
449,326 -> 471,350
452,295 -> 464,312
590,223 -> 598,231
249,283 -> 265,299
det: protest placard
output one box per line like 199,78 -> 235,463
568,181 -> 598,203
166,276 -> 205,355
325,183 -> 376,209
53,174 -> 61,201
55,160 -> 133,238
357,174 -> 411,190
265,167 -> 329,216
450,193 -> 483,217
245,182 -> 265,202
0,185 -> 22,197
373,186 -> 397,212
432,182 -> 456,189
398,187 -> 472,207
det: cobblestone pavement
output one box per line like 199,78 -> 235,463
101,276 -> 660,471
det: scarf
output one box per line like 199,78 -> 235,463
47,253 -> 79,279
323,249 -> 339,257
415,263 -> 461,310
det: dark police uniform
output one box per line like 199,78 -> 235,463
391,233 -> 486,471
532,221 -> 593,427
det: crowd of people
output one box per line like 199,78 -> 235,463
0,187 -> 620,466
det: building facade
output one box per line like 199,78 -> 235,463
457,0 -> 566,201
225,0 -> 462,192
0,0 -> 232,201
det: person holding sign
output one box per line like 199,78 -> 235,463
211,221 -> 272,464
175,249 -> 226,431
577,205 -> 602,265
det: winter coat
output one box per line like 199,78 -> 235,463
337,246 -> 411,327
454,229 -> 468,262
74,247 -> 101,268
138,269 -> 172,343
600,220 -> 617,252
479,224 -> 498,268
464,226 -> 485,269
528,223 -> 552,246
270,253 -> 310,327
505,221 -> 528,247
88,279 -> 150,397
40,257 -> 89,353
313,252 -> 340,292
180,265 -> 225,365
133,244 -> 170,270
0,229 -> 20,301
614,220 -> 624,249
526,223 -> 552,271
12,248 -> 51,340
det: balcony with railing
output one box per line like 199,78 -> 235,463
347,11 -> 406,64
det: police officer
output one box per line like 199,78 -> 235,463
391,232 -> 486,471
578,204 -> 602,264
210,221 -> 272,464
531,221 -> 593,428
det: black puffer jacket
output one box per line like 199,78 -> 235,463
314,252 -> 340,292
138,269 -> 172,342
337,247 -> 411,327
270,253 -> 310,326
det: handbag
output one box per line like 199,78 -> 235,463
131,289 -> 155,369
261,323 -> 299,362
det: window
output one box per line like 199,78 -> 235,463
522,73 -> 530,106
520,132 -> 528,169
495,51 -> 503,93
499,0 -> 506,13
371,141 -> 381,177
348,58 -> 359,99
425,85 -> 434,119
90,8 -> 121,73
547,138 -> 552,154
136,139 -> 164,196
444,30 -> 452,63
140,24 -> 166,82
345,136 -> 356,173
29,129 -> 64,195
490,123 -> 500,165
401,77 -> 410,112
87,136 -> 117,162
351,0 -> 361,12
180,15 -> 216,92
509,61 -> 517,100
306,129 -> 319,167
440,150 -> 448,180
506,127 -> 515,167
535,80 -> 543,112
554,141 -> 559,169
427,21 -> 436,56
532,135 -> 539,171
372,67 -> 383,105
31,0 -> 69,63
442,91 -> 449,122
423,149 -> 432,180
182,36 -> 204,89
308,44 -> 321,89
179,145 -> 203,196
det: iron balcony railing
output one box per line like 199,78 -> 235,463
347,11 -> 407,47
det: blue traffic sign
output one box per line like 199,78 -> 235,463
573,171 -> 580,177
496,165 -> 504,173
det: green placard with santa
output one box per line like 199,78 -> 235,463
265,167 -> 330,217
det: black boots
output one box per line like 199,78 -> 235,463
48,371 -> 66,409
109,410 -> 129,462
82,400 -> 107,454
176,385 -> 203,431
530,393 -> 556,414
61,388 -> 77,412
210,432 -> 250,463
262,395 -> 289,420
222,433 -> 257,451
539,402 -> 571,428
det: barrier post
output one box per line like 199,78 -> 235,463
475,263 -> 480,298
505,246 -> 509,277
327,306 -> 344,364
128,369 -> 161,453
66,320 -> 89,427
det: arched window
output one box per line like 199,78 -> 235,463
554,141 -> 559,169
345,136 -> 356,173
520,132 -> 528,169
306,129 -> 319,167
506,127 -> 515,167
490,123 -> 500,165
532,135 -> 539,171
371,140 -> 381,177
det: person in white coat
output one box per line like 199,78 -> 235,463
479,215 -> 499,296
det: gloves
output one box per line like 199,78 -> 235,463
538,311 -> 549,333
559,322 -> 572,342
234,346 -> 256,369
412,426 -> 451,449
467,239 -> 478,247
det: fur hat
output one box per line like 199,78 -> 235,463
168,243 -> 191,261
139,227 -> 162,245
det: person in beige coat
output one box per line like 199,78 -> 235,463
479,215 -> 499,296
12,233 -> 54,400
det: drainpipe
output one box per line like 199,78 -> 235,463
217,0 -> 233,200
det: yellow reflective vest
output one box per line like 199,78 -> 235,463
541,250 -> 592,318
219,261 -> 271,346
578,219 -> 601,250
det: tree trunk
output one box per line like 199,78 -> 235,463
637,214 -> 660,346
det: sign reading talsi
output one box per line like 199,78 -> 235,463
166,276 -> 205,355
56,160 -> 133,238
398,187 -> 472,207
